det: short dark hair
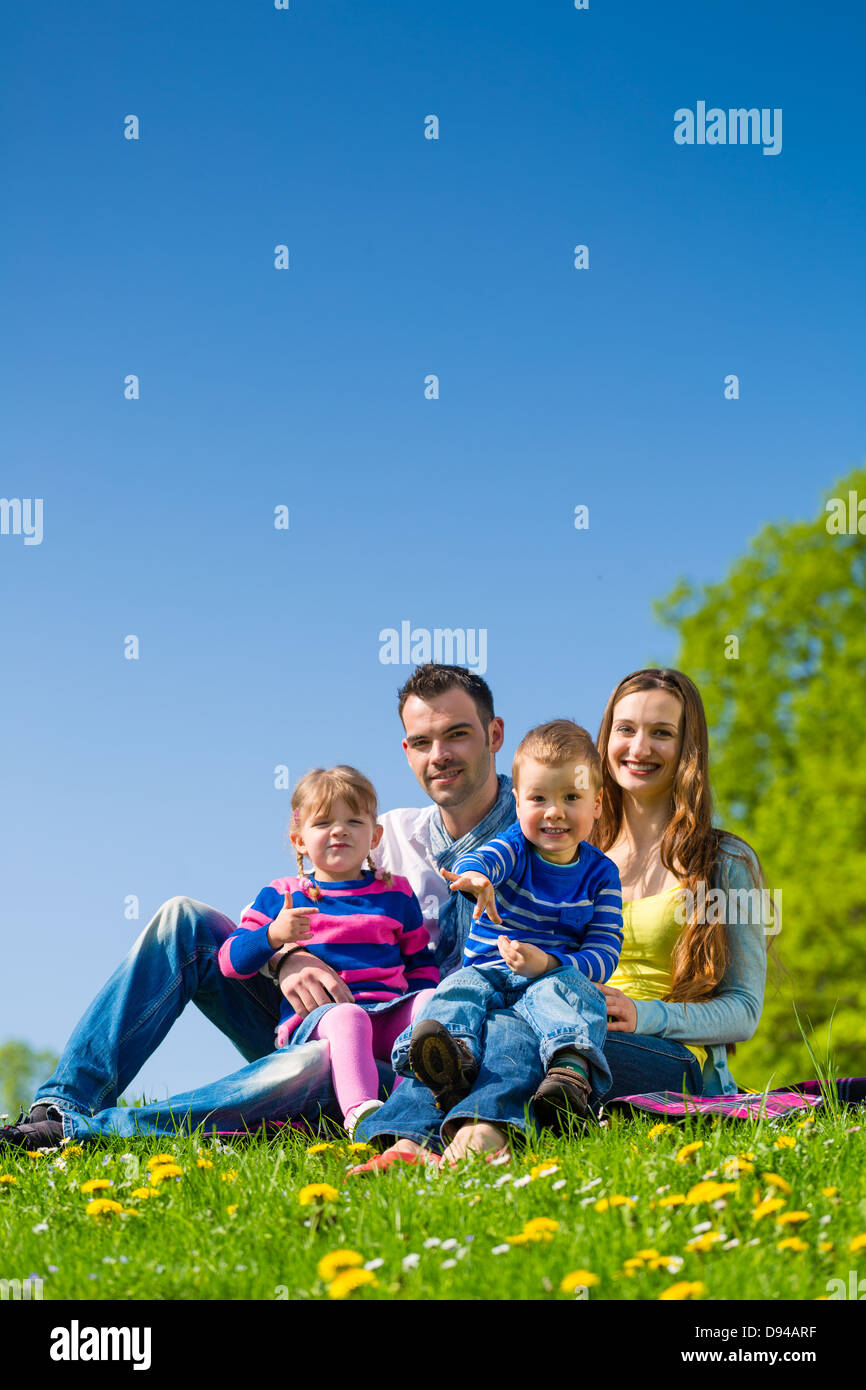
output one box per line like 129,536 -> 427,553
397,664 -> 496,729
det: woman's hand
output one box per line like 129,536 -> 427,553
267,891 -> 317,948
441,869 -> 502,924
599,985 -> 638,1033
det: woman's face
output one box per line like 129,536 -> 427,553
607,689 -> 684,798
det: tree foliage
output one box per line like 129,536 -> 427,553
0,1039 -> 59,1118
655,464 -> 866,1086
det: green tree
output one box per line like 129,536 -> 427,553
0,1039 -> 59,1118
655,464 -> 866,1086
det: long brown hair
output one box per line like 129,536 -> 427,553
591,668 -> 760,1005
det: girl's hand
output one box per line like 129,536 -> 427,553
599,985 -> 637,1033
497,937 -> 555,979
441,869 -> 501,925
267,892 -> 318,948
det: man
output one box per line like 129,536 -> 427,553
1,665 -> 519,1149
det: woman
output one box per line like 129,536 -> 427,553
351,668 -> 769,1169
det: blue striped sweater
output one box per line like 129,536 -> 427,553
454,822 -> 623,981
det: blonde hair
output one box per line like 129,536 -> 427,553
290,765 -> 391,901
512,719 -> 603,794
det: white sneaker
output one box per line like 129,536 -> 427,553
344,1099 -> 384,1141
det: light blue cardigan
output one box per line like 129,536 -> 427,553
631,838 -> 768,1096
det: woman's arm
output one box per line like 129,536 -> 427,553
630,842 -> 768,1046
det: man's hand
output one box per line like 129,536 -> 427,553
441,869 -> 502,925
497,937 -> 556,979
599,984 -> 637,1033
267,891 -> 317,948
277,951 -> 354,1017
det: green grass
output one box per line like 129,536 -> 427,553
2,1107 -> 865,1302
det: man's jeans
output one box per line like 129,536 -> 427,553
391,963 -> 612,1095
33,897 -> 343,1140
358,1010 -> 704,1150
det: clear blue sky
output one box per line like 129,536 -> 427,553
2,1 -> 863,1102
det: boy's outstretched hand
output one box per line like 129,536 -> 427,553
497,937 -> 557,979
267,891 -> 318,948
441,869 -> 502,924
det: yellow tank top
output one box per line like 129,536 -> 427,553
607,887 -> 707,1073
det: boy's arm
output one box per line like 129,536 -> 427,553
452,834 -> 520,888
545,864 -> 624,983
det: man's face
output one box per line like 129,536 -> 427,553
401,690 -> 504,810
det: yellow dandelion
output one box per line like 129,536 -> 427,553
85,1198 -> 124,1217
149,1164 -> 184,1185
0,1175 -> 18,1184
775,1211 -> 809,1226
505,1232 -> 534,1246
345,1143 -> 370,1153
760,1173 -> 792,1194
297,1183 -> 339,1206
648,1123 -> 672,1139
685,1181 -> 739,1204
80,1178 -> 113,1194
196,1158 -> 214,1169
522,1217 -> 560,1236
658,1193 -> 686,1207
63,1145 -> 84,1156
594,1194 -> 636,1212
753,1196 -> 787,1222
305,1143 -> 333,1156
327,1268 -> 378,1300
848,1233 -> 866,1254
796,1115 -> 815,1128
723,1158 -> 753,1177
130,1188 -> 154,1199
776,1237 -> 808,1252
818,1241 -> 834,1253
317,1249 -> 365,1282
685,1232 -> 722,1253
738,1151 -> 756,1162
560,1269 -> 599,1292
623,1257 -> 645,1271
24,1151 -> 44,1159
659,1281 -> 706,1300
773,1135 -> 796,1149
636,1248 -> 659,1260
227,1204 -> 239,1216
220,1169 -> 238,1184
529,1162 -> 560,1180
146,1153 -> 176,1170
821,1186 -> 837,1198
675,1141 -> 704,1164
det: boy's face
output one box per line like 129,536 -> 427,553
513,757 -> 603,864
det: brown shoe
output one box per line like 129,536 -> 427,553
532,1066 -> 592,1132
408,1020 -> 479,1112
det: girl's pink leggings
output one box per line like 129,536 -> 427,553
309,991 -> 435,1119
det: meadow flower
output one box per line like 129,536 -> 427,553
85,1199 -> 124,1217
522,1218 -> 559,1237
365,1258 -> 385,1271
776,1236 -> 808,1252
61,1143 -> 84,1155
685,1181 -> 739,1204
659,1281 -> 706,1300
146,1154 -> 176,1170
648,1123 -> 672,1139
220,1170 -> 238,1184
227,1204 -> 239,1216
560,1270 -> 599,1292
423,1237 -> 441,1248
818,1241 -> 834,1253
552,1179 -> 567,1191
441,1259 -> 457,1270
32,1222 -> 49,1234
149,1164 -> 184,1185
529,1163 -> 560,1180
658,1194 -> 686,1208
80,1179 -> 113,1194
773,1136 -> 796,1150
130,1188 -> 155,1199
317,1249 -> 364,1281
327,1268 -> 378,1299
0,1175 -> 18,1184
848,1233 -> 866,1254
491,1245 -> 511,1255
675,1142 -> 704,1163
401,1253 -> 420,1271
305,1144 -> 333,1156
775,1211 -> 809,1226
752,1197 -> 786,1222
345,1143 -> 370,1154
760,1173 -> 791,1194
821,1186 -> 838,1198
636,1248 -> 659,1260
723,1158 -> 753,1178
196,1158 -> 214,1169
297,1183 -> 339,1206
594,1195 -> 635,1212
685,1232 -> 723,1253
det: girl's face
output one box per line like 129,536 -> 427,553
607,690 -> 684,799
291,795 -> 383,883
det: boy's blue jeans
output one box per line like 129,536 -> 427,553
391,962 -> 613,1095
32,897 -> 344,1140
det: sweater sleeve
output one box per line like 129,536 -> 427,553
453,830 -> 522,887
546,859 -> 624,982
631,842 -> 768,1045
218,884 -> 286,980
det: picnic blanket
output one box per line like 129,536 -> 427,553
603,1076 -> 866,1122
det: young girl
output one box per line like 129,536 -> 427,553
218,765 -> 439,1138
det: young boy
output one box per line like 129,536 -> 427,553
390,719 -> 623,1128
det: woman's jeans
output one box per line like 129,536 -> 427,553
357,1013 -> 704,1150
391,963 -> 612,1095
33,897 -> 346,1140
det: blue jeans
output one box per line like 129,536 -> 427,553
33,897 -> 345,1140
357,1010 -> 704,1150
391,964 -> 612,1094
